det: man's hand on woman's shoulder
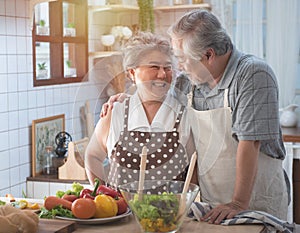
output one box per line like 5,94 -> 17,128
100,93 -> 130,118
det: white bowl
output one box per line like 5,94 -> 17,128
101,34 -> 115,47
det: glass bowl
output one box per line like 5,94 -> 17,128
119,180 -> 199,233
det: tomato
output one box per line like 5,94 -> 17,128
94,194 -> 118,218
115,197 -> 128,215
71,198 -> 96,219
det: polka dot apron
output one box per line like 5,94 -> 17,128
108,97 -> 190,188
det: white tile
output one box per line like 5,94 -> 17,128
20,163 -> 30,182
0,55 -> 8,74
28,90 -> 37,108
0,150 -> 9,170
0,131 -> 9,151
8,110 -> 18,129
0,188 -> 10,197
10,166 -> 20,186
10,184 -> 21,198
16,20 -> 26,37
26,181 -> 34,198
19,145 -> 30,164
16,36 -> 27,54
0,74 -> 8,93
18,91 -> 28,109
36,107 -> 46,119
33,181 -> 49,199
8,92 -> 19,111
5,0 -> 16,16
7,74 -> 18,92
6,36 -> 17,54
26,54 -> 33,74
36,89 -> 45,107
0,169 -> 10,189
18,109 -> 28,128
45,105 -> 55,117
28,108 -> 37,123
45,88 -> 54,105
0,112 -> 8,132
17,54 -> 27,72
0,36 -> 7,54
18,73 -> 28,91
6,17 -> 16,35
49,182 -> 67,196
9,148 -> 20,167
26,37 -> 32,54
19,127 -> 29,146
0,16 -> 6,34
9,128 -> 19,149
7,55 -> 17,73
0,93 -> 8,112
0,1 -> 5,15
16,0 -> 26,18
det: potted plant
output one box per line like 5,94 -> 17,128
65,60 -> 76,77
137,0 -> 154,32
37,19 -> 49,35
37,62 -> 48,79
64,22 -> 76,37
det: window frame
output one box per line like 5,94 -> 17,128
32,0 -> 88,87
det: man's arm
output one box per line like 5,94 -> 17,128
202,140 -> 259,224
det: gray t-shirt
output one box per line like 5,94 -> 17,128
173,46 -> 285,159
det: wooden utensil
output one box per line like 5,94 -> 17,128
177,152 -> 197,218
138,146 -> 147,201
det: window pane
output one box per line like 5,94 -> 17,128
63,2 -> 76,37
35,3 -> 49,36
36,42 -> 50,80
64,43 -> 77,78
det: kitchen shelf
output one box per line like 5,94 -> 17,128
89,4 -> 139,13
154,3 -> 211,11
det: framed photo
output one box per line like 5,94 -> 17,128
31,114 -> 65,177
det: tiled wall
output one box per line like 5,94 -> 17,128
0,0 -> 107,197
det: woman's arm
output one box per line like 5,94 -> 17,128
85,107 -> 113,185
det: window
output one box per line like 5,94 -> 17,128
32,0 -> 88,86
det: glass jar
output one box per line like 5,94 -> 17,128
42,146 -> 56,175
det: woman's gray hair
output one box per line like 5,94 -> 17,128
167,9 -> 233,60
122,32 -> 174,70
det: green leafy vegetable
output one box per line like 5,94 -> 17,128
56,182 -> 84,198
0,200 -> 6,206
39,206 -> 74,219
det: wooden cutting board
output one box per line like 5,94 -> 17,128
38,219 -> 76,233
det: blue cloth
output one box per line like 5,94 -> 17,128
188,202 -> 299,233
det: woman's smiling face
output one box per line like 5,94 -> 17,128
132,50 -> 173,102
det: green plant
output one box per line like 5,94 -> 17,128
39,19 -> 46,27
137,0 -> 154,32
67,22 -> 75,28
38,62 -> 47,70
66,60 -> 72,68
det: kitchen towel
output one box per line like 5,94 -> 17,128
188,202 -> 300,233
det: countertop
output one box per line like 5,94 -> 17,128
282,127 -> 300,143
73,214 -> 265,233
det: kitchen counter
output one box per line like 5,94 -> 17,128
282,127 -> 300,143
73,214 -> 265,233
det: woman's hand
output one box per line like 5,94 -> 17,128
100,93 -> 129,118
201,201 -> 246,224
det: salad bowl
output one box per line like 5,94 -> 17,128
119,180 -> 199,233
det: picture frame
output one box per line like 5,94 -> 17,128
31,114 -> 65,177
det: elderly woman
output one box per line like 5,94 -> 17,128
85,32 -> 195,188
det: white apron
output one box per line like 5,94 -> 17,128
188,88 -> 288,220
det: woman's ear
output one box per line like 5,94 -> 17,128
128,68 -> 136,84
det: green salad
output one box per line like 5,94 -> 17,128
129,192 -> 179,232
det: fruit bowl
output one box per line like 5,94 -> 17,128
119,180 -> 199,233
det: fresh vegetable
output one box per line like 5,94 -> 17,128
79,188 -> 94,199
115,196 -> 128,215
91,178 -> 101,196
44,196 -> 72,210
97,185 -> 120,198
129,192 -> 179,232
18,200 -> 28,209
94,194 -> 118,218
62,194 -> 78,202
39,206 -> 74,219
56,182 -> 84,198
71,198 -> 96,219
0,200 -> 6,206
